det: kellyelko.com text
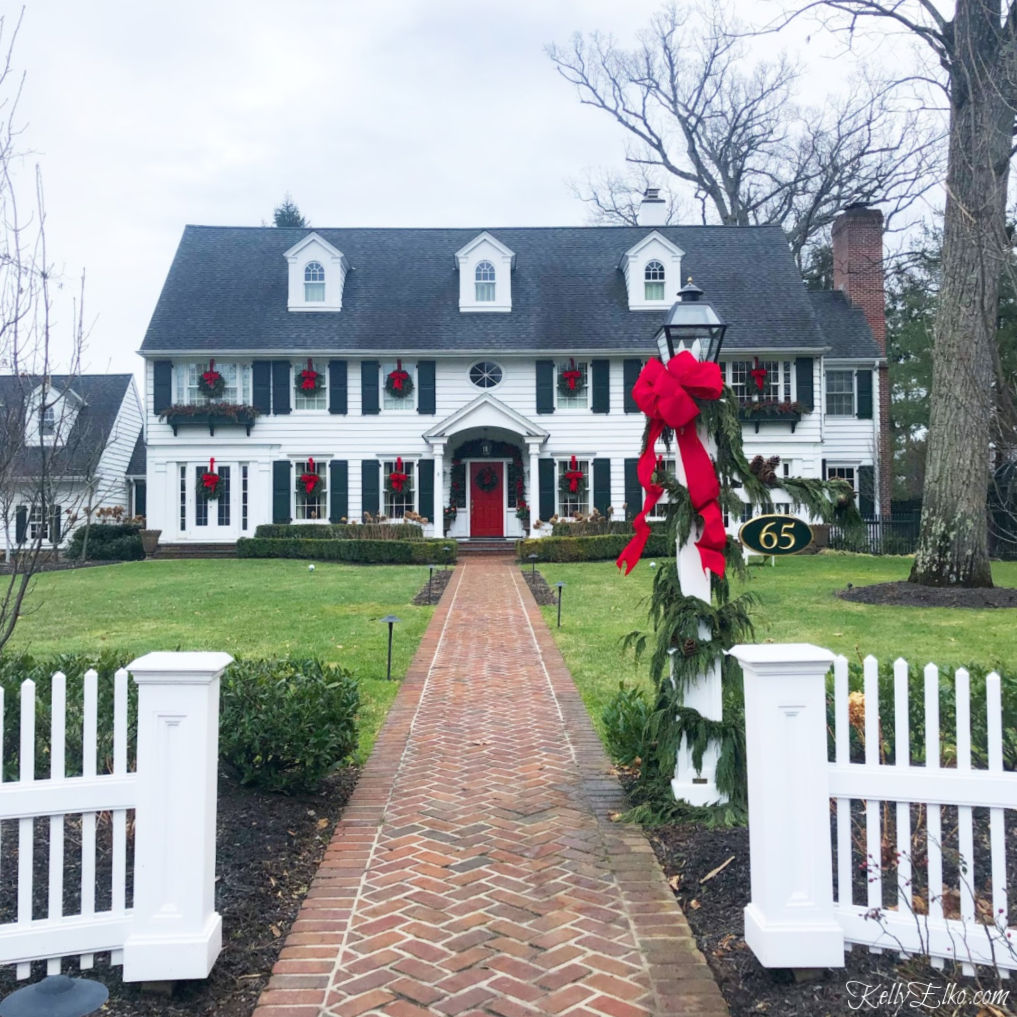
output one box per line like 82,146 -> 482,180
846,980 -> 1011,1012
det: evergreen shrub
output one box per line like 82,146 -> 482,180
516,534 -> 669,562
254,522 -> 424,541
237,537 -> 455,564
65,523 -> 144,561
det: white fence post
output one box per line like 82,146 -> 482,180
728,642 -> 845,968
122,651 -> 232,983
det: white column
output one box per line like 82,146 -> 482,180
527,440 -> 542,532
671,424 -> 726,805
727,642 -> 845,969
123,651 -> 233,982
433,442 -> 445,538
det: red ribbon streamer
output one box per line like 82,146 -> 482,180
562,359 -> 582,392
616,352 -> 727,578
202,456 -> 219,493
389,455 -> 408,493
389,358 -> 409,392
750,357 -> 767,393
564,454 -> 584,494
300,457 -> 319,495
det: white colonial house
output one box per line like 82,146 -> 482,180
137,200 -> 889,544
0,374 -> 145,552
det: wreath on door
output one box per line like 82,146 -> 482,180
475,465 -> 499,492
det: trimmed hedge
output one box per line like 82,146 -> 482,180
550,520 -> 668,537
254,522 -> 424,541
65,523 -> 145,562
237,537 -> 456,564
516,533 -> 671,562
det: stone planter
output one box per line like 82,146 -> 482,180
140,529 -> 162,558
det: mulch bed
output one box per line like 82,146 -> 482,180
521,567 -> 559,605
838,581 -> 1017,608
411,566 -> 454,605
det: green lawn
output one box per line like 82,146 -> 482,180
536,553 -> 1017,742
5,559 -> 439,759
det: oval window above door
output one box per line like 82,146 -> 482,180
469,362 -> 503,388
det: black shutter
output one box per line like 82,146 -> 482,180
417,361 -> 436,415
272,461 -> 291,523
417,459 -> 434,521
591,360 -> 610,414
361,361 -> 380,415
795,357 -> 814,411
856,370 -> 873,419
623,359 -> 642,413
593,459 -> 611,515
49,505 -> 61,545
15,505 -> 27,544
536,360 -> 555,414
271,361 -> 291,415
858,465 -> 875,519
329,460 -> 348,522
328,360 -> 348,415
361,459 -> 380,517
252,361 -> 272,414
822,458 -> 828,479
624,459 -> 641,521
538,458 -> 555,519
153,361 -> 172,414
134,481 -> 147,518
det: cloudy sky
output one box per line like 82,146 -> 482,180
10,0 -> 867,383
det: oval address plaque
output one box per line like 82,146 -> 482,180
739,514 -> 813,556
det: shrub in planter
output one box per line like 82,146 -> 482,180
219,657 -> 360,793
65,523 -> 144,561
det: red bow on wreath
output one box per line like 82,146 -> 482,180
564,455 -> 585,493
389,360 -> 410,392
299,359 -> 320,392
299,457 -> 321,495
389,456 -> 409,492
616,352 -> 726,578
749,357 -> 767,393
561,359 -> 582,392
202,360 -> 222,389
202,457 -> 220,495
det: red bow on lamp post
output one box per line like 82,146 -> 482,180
616,351 -> 727,578
388,456 -> 409,493
749,357 -> 767,393
564,455 -> 585,493
299,457 -> 321,495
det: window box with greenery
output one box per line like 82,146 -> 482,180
160,403 -> 260,436
737,400 -> 808,433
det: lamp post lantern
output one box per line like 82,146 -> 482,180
653,279 -> 727,366
527,553 -> 538,577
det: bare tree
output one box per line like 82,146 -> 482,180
548,2 -> 940,262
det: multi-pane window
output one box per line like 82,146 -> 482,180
558,458 -> 591,517
648,455 -> 677,518
644,260 -> 665,300
826,465 -> 856,490
475,261 -> 496,302
304,261 -> 325,302
826,371 -> 855,415
195,466 -> 208,527
41,406 -> 55,436
295,459 -> 326,521
294,359 -> 327,410
241,465 -> 249,531
556,361 -> 589,410
383,458 -> 414,518
382,361 -> 416,411
725,360 -> 791,401
177,362 -> 250,404
28,502 -> 58,541
180,466 -> 187,529
216,467 -> 231,526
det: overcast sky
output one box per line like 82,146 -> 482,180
10,0 -> 887,384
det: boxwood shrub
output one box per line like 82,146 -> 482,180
254,522 -> 424,541
65,523 -> 145,562
237,537 -> 456,564
550,520 -> 668,537
516,533 -> 671,562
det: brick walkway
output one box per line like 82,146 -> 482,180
253,557 -> 729,1017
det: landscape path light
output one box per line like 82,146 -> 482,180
380,614 -> 400,681
555,581 -> 565,628
427,564 -> 435,603
527,553 -> 538,577
0,974 -> 108,1017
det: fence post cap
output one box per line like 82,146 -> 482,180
128,651 -> 234,684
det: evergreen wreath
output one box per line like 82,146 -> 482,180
386,457 -> 410,493
297,458 -> 324,496
197,457 -> 221,500
198,360 -> 225,400
296,359 -> 323,396
475,465 -> 499,492
385,360 -> 414,399
558,358 -> 585,397
559,455 -> 586,497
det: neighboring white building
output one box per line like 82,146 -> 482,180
137,203 -> 888,544
0,374 -> 145,552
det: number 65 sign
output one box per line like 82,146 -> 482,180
738,514 -> 813,556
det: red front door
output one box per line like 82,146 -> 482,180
470,462 -> 503,537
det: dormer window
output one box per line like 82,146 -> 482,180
304,261 -> 325,302
644,260 -> 665,300
475,261 -> 496,302
41,406 -> 55,436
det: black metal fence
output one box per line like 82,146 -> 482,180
828,514 -> 921,556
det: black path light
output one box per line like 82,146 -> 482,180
427,564 -> 435,603
443,545 -> 452,570
0,974 -> 108,1017
380,614 -> 400,681
654,278 -> 728,365
528,553 -> 538,577
555,581 -> 565,628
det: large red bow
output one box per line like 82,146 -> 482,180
616,352 -> 727,578
564,454 -> 584,493
201,360 -> 222,389
562,359 -> 582,392
202,457 -> 219,494
300,359 -> 319,391
750,357 -> 767,393
389,456 -> 409,493
389,359 -> 410,392
300,457 -> 320,495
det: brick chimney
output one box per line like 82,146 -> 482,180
831,204 -> 891,517
637,187 -> 668,228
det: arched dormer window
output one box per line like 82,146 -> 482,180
644,260 -> 665,300
304,261 -> 325,302
475,261 -> 496,302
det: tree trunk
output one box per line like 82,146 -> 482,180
909,0 -> 1013,587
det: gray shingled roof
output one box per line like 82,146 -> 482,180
0,374 -> 133,478
807,291 -> 883,360
126,434 -> 146,476
140,224 -> 876,358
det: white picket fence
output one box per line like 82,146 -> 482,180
731,644 -> 1016,975
0,652 -> 232,982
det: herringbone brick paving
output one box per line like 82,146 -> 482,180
253,557 -> 729,1017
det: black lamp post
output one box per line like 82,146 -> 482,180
427,564 -> 435,603
0,975 -> 108,1017
528,553 -> 538,577
380,614 -> 400,680
654,279 -> 727,365
443,545 -> 452,570
555,581 -> 565,628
